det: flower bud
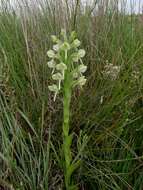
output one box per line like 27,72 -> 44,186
70,31 -> 77,40
72,39 -> 81,48
61,29 -> 66,38
51,35 -> 58,43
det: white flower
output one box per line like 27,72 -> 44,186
47,59 -> 56,68
53,44 -> 60,51
72,39 -> 81,48
56,63 -> 67,71
78,64 -> 87,73
78,49 -> 86,58
61,42 -> 70,51
52,73 -> 64,80
77,76 -> 87,86
47,50 -> 55,58
48,84 -> 58,92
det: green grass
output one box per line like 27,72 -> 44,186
0,0 -> 143,189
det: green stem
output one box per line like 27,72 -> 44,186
63,51 -> 71,137
63,83 -> 71,137
63,70 -> 72,189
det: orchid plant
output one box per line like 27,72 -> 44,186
47,29 -> 87,190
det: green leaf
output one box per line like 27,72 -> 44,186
67,160 -> 81,180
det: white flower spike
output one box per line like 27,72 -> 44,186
47,30 -> 87,100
